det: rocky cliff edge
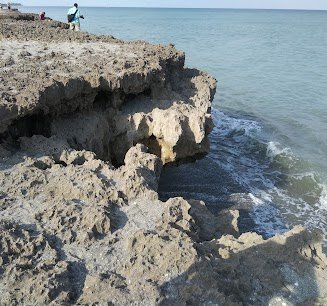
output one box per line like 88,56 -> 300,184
0,13 -> 326,305
0,13 -> 216,164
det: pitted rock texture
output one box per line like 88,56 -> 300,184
1,142 -> 327,305
1,12 -> 327,306
0,13 -> 216,164
0,222 -> 82,305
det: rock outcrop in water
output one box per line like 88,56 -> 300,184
0,13 -> 327,305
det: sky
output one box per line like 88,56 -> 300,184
20,0 -> 327,10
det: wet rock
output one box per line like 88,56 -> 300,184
217,209 -> 240,237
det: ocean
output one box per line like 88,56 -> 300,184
22,7 -> 327,242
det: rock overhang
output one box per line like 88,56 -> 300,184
0,15 -> 216,165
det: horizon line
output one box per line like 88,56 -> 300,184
23,6 -> 327,12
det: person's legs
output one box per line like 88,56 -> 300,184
69,22 -> 80,31
74,23 -> 80,32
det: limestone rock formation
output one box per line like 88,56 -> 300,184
0,13 -> 327,306
0,13 -> 216,165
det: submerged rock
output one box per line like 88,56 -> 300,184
0,12 -> 326,306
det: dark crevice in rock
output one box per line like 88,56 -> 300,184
0,112 -> 52,145
0,81 -> 210,175
93,90 -> 115,110
139,135 -> 162,157
33,160 -> 52,170
161,151 -> 208,168
54,160 -> 68,167
0,87 -> 154,165
123,87 -> 152,104
66,261 -> 88,303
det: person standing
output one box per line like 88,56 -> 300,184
67,3 -> 84,32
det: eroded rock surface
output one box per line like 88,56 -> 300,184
0,13 -> 215,164
1,143 -> 327,305
1,13 -> 327,306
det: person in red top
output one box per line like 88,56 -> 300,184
39,12 -> 46,20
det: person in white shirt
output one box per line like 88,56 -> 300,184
67,3 -> 84,32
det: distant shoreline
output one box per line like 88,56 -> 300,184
21,6 -> 327,12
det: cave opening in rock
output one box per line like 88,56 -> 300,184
0,87 -> 162,166
93,90 -> 114,110
0,112 -> 52,148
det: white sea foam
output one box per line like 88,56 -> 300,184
249,192 -> 288,236
266,141 -> 293,161
319,184 -> 327,210
210,109 -> 327,244
212,109 -> 261,138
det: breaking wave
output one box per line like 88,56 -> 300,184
209,109 -> 327,243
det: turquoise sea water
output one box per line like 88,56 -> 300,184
22,7 -> 327,240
